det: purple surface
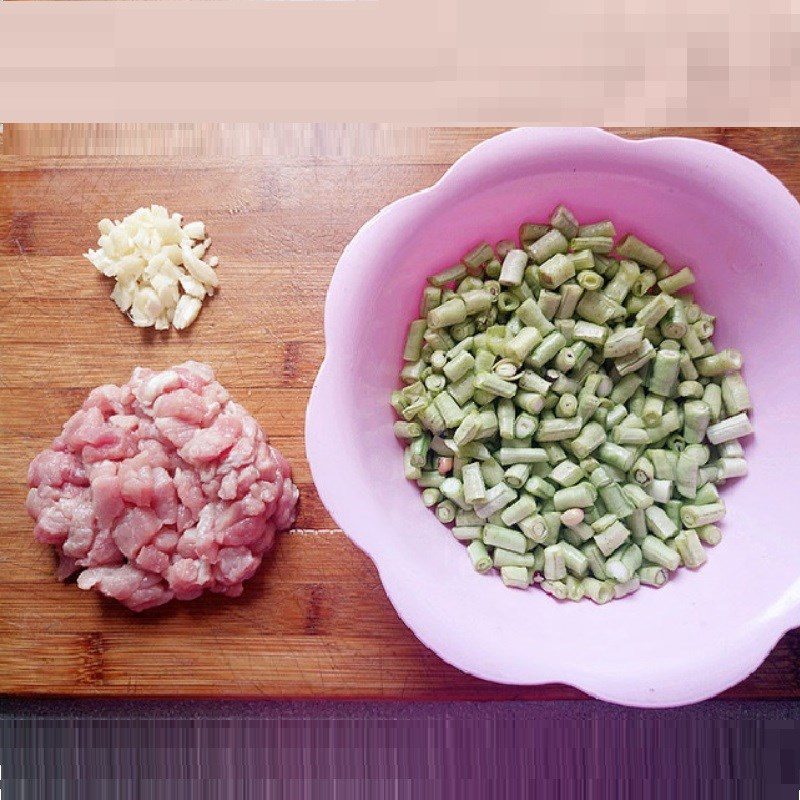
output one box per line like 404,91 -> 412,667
2,699 -> 800,797
307,127 -> 800,707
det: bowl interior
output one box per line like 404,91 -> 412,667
315,131 -> 800,701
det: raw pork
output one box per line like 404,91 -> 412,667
26,361 -> 298,611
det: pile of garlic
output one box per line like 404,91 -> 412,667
84,205 -> 219,330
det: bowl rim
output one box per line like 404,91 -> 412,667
305,126 -> 800,706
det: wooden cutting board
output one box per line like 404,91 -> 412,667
1,124 -> 798,699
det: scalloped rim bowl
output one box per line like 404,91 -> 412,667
306,127 -> 800,707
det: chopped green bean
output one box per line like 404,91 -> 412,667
706,413 -> 753,445
582,577 -> 616,604
578,221 -> 616,238
674,529 -> 707,568
429,263 -> 467,288
500,565 -> 532,588
395,209 -> 752,602
721,372 -> 752,415
570,236 -> 614,254
616,234 -> 664,268
528,229 -> 569,265
641,535 -> 680,571
467,540 -> 494,572
657,267 -> 695,295
435,500 -> 456,524
538,254 -> 576,290
638,565 -> 669,587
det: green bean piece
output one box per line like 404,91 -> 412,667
433,392 -> 465,430
428,296 -> 467,329
500,565 -> 533,589
616,234 -> 665,268
603,260 -> 640,304
696,348 -> 743,377
635,293 -> 675,328
660,300 -> 688,340
542,544 -> 567,580
435,500 -> 457,524
614,339 -> 656,376
548,205 -> 578,238
451,524 -> 483,542
402,319 -> 427,362
706,412 -> 753,445
569,235 -> 614,254
597,442 -> 636,471
394,420 -> 423,440
605,543 -> 643,582
556,284 -> 584,320
501,494 -> 539,527
605,374 -> 641,405
498,249 -> 528,287
538,290 -> 562,320
679,326 -> 704,359
680,502 -> 725,528
690,318 -> 714,342
461,462 -> 487,505
701,383 -> 722,423
648,348 -> 681,397
613,576 -> 641,598
572,320 -> 607,346
631,456 -> 654,486
638,565 -> 668,587
464,540 -> 493,573
535,416 -> 583,442
516,297 -> 556,335
553,482 -> 597,511
673,529 -> 707,569
484,257 -> 502,279
538,580 -> 565,600
503,463 -> 530,489
429,264 -> 467,288
416,402 -> 446,435
567,249 -> 596,273
720,372 -> 752,415
409,434 -> 432,468
515,391 -> 546,415
537,253 -> 576,290
576,291 -> 623,325
474,482 -> 518,520
576,220 -> 615,238
519,222 -> 549,247
621,483 -> 654,511
632,269 -> 657,297
657,267 -> 695,295
696,524 -> 723,546
420,286 -> 442,316
569,422 -> 607,459
582,577 -> 616,604
422,487 -> 443,508
603,326 -> 645,359
462,243 -> 494,272
505,327 -> 543,363
641,535 -> 680,571
491,549 -> 535,569
440,477 -> 470,510
644,505 -> 678,540
528,229 -> 569,265
482,523 -> 527,554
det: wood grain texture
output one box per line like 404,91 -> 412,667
1,124 -> 799,699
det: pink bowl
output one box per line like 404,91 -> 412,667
306,127 -> 800,707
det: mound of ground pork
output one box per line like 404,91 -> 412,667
26,361 -> 298,611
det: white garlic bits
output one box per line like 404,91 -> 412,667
84,205 -> 218,331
